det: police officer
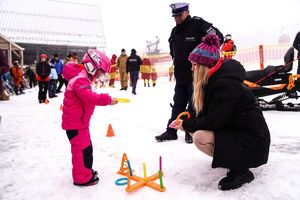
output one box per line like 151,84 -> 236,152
126,49 -> 142,95
155,2 -> 223,143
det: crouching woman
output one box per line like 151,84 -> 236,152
169,34 -> 270,190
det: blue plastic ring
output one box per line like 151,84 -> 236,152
115,177 -> 128,186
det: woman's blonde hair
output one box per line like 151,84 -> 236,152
193,64 -> 210,116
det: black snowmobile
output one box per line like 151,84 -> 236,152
244,47 -> 300,111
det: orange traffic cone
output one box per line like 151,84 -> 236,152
60,104 -> 63,110
106,124 -> 115,137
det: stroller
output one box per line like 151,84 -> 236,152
244,47 -> 300,111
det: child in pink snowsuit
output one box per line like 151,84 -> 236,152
62,49 -> 118,186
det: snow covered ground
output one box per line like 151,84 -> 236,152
1,78 -> 300,200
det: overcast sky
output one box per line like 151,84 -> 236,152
64,0 -> 300,56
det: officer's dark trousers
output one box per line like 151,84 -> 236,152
166,83 -> 194,136
130,71 -> 139,93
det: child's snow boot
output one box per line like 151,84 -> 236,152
74,174 -> 99,186
92,169 -> 98,176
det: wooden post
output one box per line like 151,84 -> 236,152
259,45 -> 264,69
8,42 -> 12,66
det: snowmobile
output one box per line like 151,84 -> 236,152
244,47 -> 300,111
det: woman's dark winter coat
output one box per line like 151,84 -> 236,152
36,61 -> 51,81
182,59 -> 270,170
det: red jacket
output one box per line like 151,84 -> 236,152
221,39 -> 235,52
221,39 -> 236,59
110,54 -> 117,73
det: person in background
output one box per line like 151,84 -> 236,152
10,60 -> 25,95
64,53 -> 72,65
71,52 -> 78,64
140,57 -> 151,87
24,66 -> 37,88
36,54 -> 51,103
53,53 -> 66,93
0,48 -> 9,100
48,58 -> 58,98
117,49 -> 128,90
221,34 -> 237,59
150,64 -> 157,87
169,65 -> 175,82
170,34 -> 270,191
155,2 -> 223,143
98,73 -> 107,88
62,49 -> 118,186
109,54 -> 117,87
293,31 -> 300,74
126,48 -> 142,95
1,70 -> 14,98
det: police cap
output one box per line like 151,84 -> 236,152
170,2 -> 189,17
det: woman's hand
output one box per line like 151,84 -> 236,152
169,119 -> 184,131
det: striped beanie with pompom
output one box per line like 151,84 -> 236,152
188,34 -> 220,67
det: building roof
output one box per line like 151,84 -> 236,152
0,33 -> 24,51
0,0 -> 106,48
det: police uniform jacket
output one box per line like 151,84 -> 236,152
169,15 -> 223,84
182,59 -> 270,170
126,54 -> 142,73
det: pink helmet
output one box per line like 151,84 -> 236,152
81,49 -> 111,75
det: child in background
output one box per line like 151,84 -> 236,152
24,66 -> 37,88
109,54 -> 117,87
62,49 -> 118,186
48,58 -> 58,98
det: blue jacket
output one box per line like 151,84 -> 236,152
55,59 -> 64,75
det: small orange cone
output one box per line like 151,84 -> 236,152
106,124 -> 115,137
60,104 -> 63,110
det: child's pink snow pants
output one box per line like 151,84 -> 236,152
66,128 -> 93,184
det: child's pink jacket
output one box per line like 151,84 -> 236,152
61,62 -> 112,130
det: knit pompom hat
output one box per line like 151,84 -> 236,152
188,34 -> 220,67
